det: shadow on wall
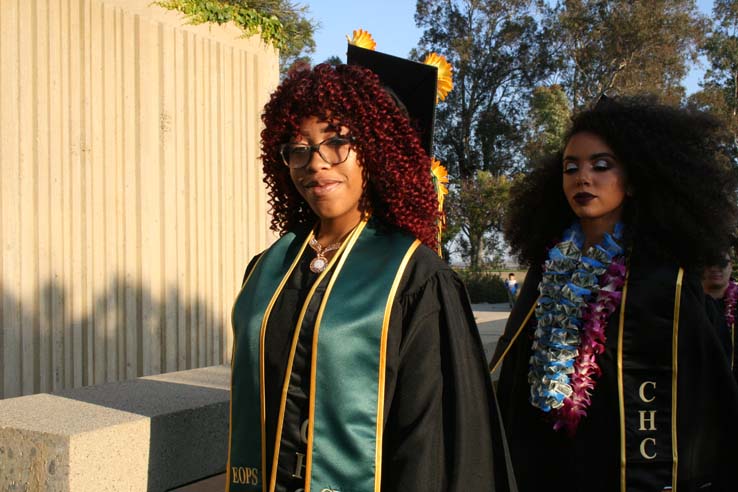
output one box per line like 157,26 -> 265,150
1,274 -> 231,399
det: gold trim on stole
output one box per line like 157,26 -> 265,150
226,252 -> 270,491
671,268 -> 683,491
617,269 -> 631,492
259,235 -> 313,491
489,300 -> 538,374
303,220 -> 368,492
374,239 -> 421,492
267,223 -> 365,492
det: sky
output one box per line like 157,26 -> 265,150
304,0 -> 715,96
304,1 -> 422,64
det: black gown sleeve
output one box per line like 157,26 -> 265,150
381,246 -> 497,492
674,272 -> 738,490
704,294 -> 733,360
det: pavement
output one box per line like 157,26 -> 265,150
472,302 -> 511,363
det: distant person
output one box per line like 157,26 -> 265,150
504,273 -> 518,307
702,251 -> 738,381
490,96 -> 738,491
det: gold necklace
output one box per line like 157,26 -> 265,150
308,237 -> 342,273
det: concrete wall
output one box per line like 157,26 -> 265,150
0,0 -> 278,399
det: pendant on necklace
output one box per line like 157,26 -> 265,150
309,255 -> 328,273
308,236 -> 342,274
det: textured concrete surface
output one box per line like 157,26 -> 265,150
0,365 -> 230,491
0,0 -> 277,401
0,426 -> 69,491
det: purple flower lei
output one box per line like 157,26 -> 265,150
724,280 -> 738,328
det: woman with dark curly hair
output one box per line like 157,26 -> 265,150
226,44 -> 497,492
490,96 -> 738,492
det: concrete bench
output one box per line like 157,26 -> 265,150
0,365 -> 230,491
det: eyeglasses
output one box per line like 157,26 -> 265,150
279,135 -> 354,169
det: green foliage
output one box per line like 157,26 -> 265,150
415,0 -> 556,178
524,84 -> 571,164
456,270 -> 508,303
446,171 -> 517,270
415,0 -> 555,269
689,0 -> 738,143
543,0 -> 705,109
154,0 -> 316,71
322,55 -> 343,66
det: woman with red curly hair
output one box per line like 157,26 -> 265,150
226,54 -> 498,492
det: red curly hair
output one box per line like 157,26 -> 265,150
260,63 -> 440,250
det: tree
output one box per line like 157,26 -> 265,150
689,0 -> 738,142
445,172 -> 515,270
414,0 -> 555,178
322,55 -> 343,66
155,0 -> 316,72
415,1 -> 554,268
523,84 -> 571,164
544,0 -> 706,109
238,0 -> 316,71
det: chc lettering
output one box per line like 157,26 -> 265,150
232,466 -> 259,485
637,381 -> 657,460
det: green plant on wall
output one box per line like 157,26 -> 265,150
155,0 -> 316,71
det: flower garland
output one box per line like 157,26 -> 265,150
724,280 -> 738,329
529,223 -> 626,435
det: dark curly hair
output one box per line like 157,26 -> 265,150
505,95 -> 738,269
260,63 -> 439,249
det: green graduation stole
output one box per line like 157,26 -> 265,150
227,219 -> 419,492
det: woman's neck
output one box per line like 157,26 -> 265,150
315,215 -> 362,246
580,218 -> 617,251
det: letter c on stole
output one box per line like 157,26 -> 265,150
639,437 -> 657,459
639,381 -> 656,403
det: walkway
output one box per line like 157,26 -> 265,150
472,302 -> 511,363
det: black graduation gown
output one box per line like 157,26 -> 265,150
704,295 -> 738,382
490,253 -> 738,492
241,243 -> 497,492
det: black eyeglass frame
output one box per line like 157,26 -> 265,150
279,135 -> 356,169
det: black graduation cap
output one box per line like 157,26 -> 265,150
347,44 -> 438,156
